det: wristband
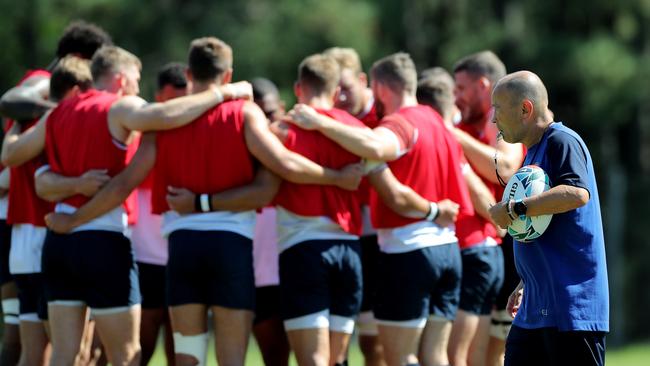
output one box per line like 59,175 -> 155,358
200,194 -> 211,213
425,202 -> 439,221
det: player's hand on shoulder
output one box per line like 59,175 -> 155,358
44,212 -> 76,234
336,162 -> 364,191
435,199 -> 460,227
488,200 -> 513,229
166,186 -> 196,214
218,81 -> 253,101
284,104 -> 321,130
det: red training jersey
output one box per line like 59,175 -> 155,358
274,108 -> 364,235
45,89 -> 126,209
371,105 -> 474,229
152,100 -> 254,214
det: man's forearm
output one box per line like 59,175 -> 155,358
464,168 -> 496,222
276,152 -> 342,185
368,167 -> 429,219
454,128 -> 500,183
72,137 -> 156,227
0,98 -> 55,121
35,170 -> 84,202
523,184 -> 589,216
209,169 -> 281,211
318,115 -> 390,160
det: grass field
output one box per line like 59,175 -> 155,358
149,336 -> 650,365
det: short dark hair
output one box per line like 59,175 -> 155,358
188,37 -> 232,83
453,50 -> 506,84
56,20 -> 112,59
298,54 -> 340,95
370,52 -> 417,95
417,67 -> 455,119
157,62 -> 187,91
50,55 -> 93,102
251,78 -> 279,100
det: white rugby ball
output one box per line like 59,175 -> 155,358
501,165 -> 553,242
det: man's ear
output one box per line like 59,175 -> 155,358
359,72 -> 368,87
522,99 -> 534,118
479,76 -> 491,91
293,81 -> 301,99
222,68 -> 233,84
332,85 -> 341,104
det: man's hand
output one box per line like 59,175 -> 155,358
506,282 -> 524,318
75,169 -> 111,197
488,200 -> 513,229
434,199 -> 460,227
219,81 -> 253,101
44,213 -> 77,234
335,163 -> 364,191
283,104 -> 323,130
166,186 -> 197,214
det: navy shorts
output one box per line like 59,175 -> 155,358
360,235 -> 379,312
137,262 -> 166,309
167,230 -> 254,310
495,235 -> 520,310
254,285 -> 281,325
42,230 -> 141,309
279,239 -> 362,322
14,273 -> 47,320
374,244 -> 462,324
459,245 -> 504,315
505,325 -> 606,366
0,220 -> 13,286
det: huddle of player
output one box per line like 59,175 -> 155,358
0,21 -> 527,366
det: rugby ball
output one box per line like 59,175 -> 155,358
501,165 -> 553,242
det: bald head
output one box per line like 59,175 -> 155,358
493,71 -> 548,115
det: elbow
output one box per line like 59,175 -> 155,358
1,149 -> 16,167
34,186 -> 59,203
365,142 -> 388,161
574,188 -> 590,208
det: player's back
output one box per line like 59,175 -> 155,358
45,89 -> 123,209
152,99 -> 253,214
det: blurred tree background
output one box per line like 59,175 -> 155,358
0,0 -> 648,346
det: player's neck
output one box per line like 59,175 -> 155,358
524,117 -> 554,148
192,81 -> 219,94
384,93 -> 418,115
300,94 -> 334,110
353,88 -> 373,116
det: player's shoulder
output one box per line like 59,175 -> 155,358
546,123 -> 586,150
325,107 -> 365,127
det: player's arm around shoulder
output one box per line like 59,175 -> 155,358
1,111 -> 49,167
284,103 -> 400,161
243,101 -> 362,190
108,81 -> 252,134
0,74 -> 55,121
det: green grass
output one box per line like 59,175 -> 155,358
149,336 -> 650,365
